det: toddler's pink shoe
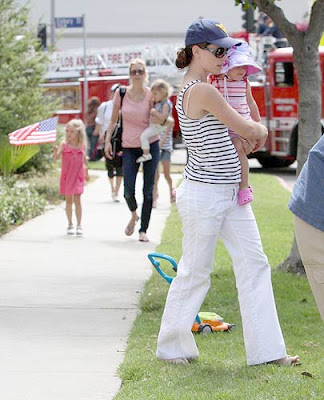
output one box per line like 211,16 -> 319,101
238,186 -> 253,206
171,189 -> 176,203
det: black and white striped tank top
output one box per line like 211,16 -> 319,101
176,80 -> 241,184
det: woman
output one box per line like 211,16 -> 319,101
104,59 -> 162,242
84,96 -> 100,161
156,18 -> 299,367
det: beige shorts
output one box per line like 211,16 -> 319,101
294,216 -> 324,321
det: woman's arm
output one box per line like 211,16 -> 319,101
189,83 -> 267,151
246,81 -> 261,123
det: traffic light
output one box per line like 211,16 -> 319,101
242,7 -> 256,33
37,24 -> 47,50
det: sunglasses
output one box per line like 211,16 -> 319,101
130,69 -> 145,76
198,45 -> 228,58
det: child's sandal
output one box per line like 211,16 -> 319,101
238,186 -> 253,206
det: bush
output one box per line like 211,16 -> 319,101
0,0 -> 57,175
0,176 -> 47,235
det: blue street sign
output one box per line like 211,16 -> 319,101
55,17 -> 83,29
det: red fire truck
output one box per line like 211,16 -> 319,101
42,45 -> 324,168
250,46 -> 324,167
41,43 -> 182,129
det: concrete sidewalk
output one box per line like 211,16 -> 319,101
0,169 -> 181,400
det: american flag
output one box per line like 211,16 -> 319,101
8,117 -> 58,146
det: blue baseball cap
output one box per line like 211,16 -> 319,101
185,18 -> 241,48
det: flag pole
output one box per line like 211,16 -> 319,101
50,0 -> 55,47
82,14 -> 88,116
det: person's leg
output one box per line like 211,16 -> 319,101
114,174 -> 123,200
153,158 -> 160,207
105,158 -> 116,199
108,177 -> 115,199
140,127 -> 154,153
232,137 -> 253,205
156,180 -> 230,360
86,126 -> 93,158
74,194 -> 82,227
65,195 -> 73,227
90,134 -> 99,161
123,148 -> 141,234
140,140 -> 159,237
294,216 -> 324,321
87,125 -> 98,160
220,200 -> 288,366
232,137 -> 249,190
161,155 -> 173,201
137,126 -> 159,162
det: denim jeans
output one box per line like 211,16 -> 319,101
122,140 -> 159,233
156,179 -> 287,365
86,125 -> 99,160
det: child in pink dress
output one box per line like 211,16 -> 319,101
210,41 -> 262,205
53,119 -> 89,235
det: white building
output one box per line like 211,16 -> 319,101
16,0 -> 311,50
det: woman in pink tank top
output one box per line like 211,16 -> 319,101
104,59 -> 165,242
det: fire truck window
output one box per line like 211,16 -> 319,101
274,62 -> 294,87
43,87 -> 81,110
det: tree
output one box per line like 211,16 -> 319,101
0,0 -> 55,174
236,0 -> 324,273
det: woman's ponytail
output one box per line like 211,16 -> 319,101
175,46 -> 193,69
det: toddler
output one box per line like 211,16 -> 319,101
136,79 -> 173,163
210,41 -> 262,205
53,119 -> 89,235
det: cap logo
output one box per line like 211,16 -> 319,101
215,23 -> 227,33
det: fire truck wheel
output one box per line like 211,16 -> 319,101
256,156 -> 294,168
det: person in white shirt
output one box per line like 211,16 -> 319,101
95,84 -> 123,202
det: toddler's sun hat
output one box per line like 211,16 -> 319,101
221,40 -> 262,76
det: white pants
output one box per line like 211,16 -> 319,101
140,124 -> 164,150
156,179 -> 287,365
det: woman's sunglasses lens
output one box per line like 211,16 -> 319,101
130,69 -> 144,75
215,48 -> 227,58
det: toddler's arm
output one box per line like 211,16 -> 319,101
150,103 -> 170,125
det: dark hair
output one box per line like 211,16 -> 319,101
87,96 -> 100,112
175,46 -> 193,69
175,43 -> 209,69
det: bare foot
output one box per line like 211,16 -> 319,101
268,355 -> 300,366
125,216 -> 139,236
159,358 -> 189,365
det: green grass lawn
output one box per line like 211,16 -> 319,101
114,173 -> 324,400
